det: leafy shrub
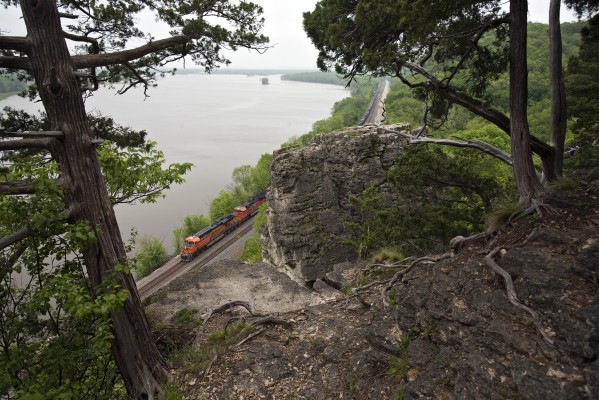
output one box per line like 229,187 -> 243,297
134,235 -> 168,278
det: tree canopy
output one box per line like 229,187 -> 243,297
0,0 -> 269,397
303,0 -> 591,203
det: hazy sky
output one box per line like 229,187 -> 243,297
0,0 -> 581,70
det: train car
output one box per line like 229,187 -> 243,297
180,190 -> 268,261
180,214 -> 236,261
232,190 -> 267,224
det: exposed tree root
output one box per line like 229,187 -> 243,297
485,228 -> 553,346
236,327 -> 265,347
202,300 -> 264,324
485,244 -> 555,346
381,252 -> 452,307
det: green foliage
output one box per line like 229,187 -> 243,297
345,144 -> 513,258
209,189 -> 243,222
281,71 -> 346,85
372,247 -> 405,265
345,184 -> 402,259
171,307 -> 202,328
0,105 -> 194,397
134,235 -> 168,278
239,203 -> 268,264
209,153 -> 272,221
485,199 -> 526,230
99,141 -> 193,205
172,214 -> 211,250
170,322 -> 252,374
282,77 -> 380,148
549,177 -> 580,191
565,15 -> 599,169
0,216 -> 129,398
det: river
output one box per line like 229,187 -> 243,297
0,73 -> 349,253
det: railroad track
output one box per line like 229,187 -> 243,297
136,218 -> 255,298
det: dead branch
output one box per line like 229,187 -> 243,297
0,227 -> 31,251
204,353 -> 219,376
378,127 -> 512,166
202,300 -> 264,324
351,287 -> 373,308
224,316 -> 246,330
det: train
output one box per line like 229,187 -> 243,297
179,190 -> 268,261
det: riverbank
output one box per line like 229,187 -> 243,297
0,91 -> 18,102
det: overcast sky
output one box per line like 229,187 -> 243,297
1,0 -> 581,70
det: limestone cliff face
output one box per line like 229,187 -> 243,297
262,124 -> 410,284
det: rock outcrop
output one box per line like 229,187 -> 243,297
262,124 -> 410,284
170,188 -> 599,400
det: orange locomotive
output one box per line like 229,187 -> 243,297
180,190 -> 267,261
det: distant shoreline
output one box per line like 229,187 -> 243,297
0,91 -> 19,102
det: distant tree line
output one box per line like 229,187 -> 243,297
0,73 -> 27,93
281,71 -> 346,85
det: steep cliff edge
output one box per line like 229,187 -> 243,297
262,124 -> 409,284
166,186 -> 598,399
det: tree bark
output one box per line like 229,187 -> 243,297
509,0 -> 545,203
548,0 -> 567,180
19,1 -> 167,398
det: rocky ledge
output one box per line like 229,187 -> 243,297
262,124 -> 410,285
149,186 -> 598,399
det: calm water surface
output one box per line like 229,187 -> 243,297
1,74 -> 349,253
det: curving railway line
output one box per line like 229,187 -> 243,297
135,218 -> 255,298
136,84 -> 389,299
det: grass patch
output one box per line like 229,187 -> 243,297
169,322 -> 253,374
371,247 -> 405,264
549,176 -> 579,191
171,307 -> 202,328
142,289 -> 168,307
486,199 -> 526,230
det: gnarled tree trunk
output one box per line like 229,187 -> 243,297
20,0 -> 167,397
509,0 -> 545,203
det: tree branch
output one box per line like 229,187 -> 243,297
72,36 -> 191,68
399,61 -> 555,159
0,138 -> 52,151
0,227 -> 31,251
0,36 -> 30,52
379,127 -> 513,166
0,130 -> 64,138
63,32 -> 100,54
0,56 -> 30,70
0,181 -> 36,195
